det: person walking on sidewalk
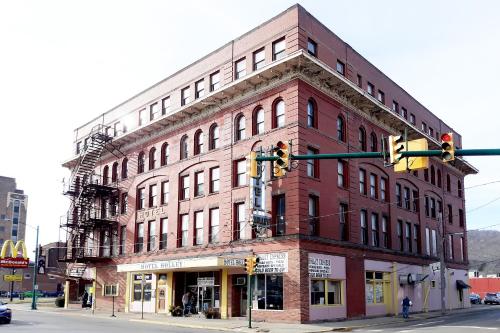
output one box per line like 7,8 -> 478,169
401,296 -> 412,319
182,291 -> 191,316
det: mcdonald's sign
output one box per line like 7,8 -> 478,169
0,240 -> 29,268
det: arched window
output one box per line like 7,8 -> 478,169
430,166 -> 436,185
235,114 -> 246,141
424,169 -> 429,182
160,142 -> 169,166
180,135 -> 188,160
149,147 -> 157,170
437,170 -> 442,188
370,132 -> 378,152
273,99 -> 285,128
121,158 -> 128,179
358,127 -> 366,151
209,124 -> 219,150
253,108 -> 264,135
102,165 -> 109,185
194,130 -> 204,155
138,152 -> 145,173
111,162 -> 118,183
336,115 -> 345,142
458,180 -> 463,198
307,98 -> 317,128
446,174 -> 451,192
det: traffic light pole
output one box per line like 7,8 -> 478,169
31,225 -> 39,310
247,274 -> 252,328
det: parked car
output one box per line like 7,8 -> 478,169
23,291 -> 44,298
470,293 -> 482,304
0,301 -> 11,324
43,291 -> 64,298
484,292 -> 500,304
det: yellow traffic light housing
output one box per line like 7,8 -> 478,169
252,256 -> 260,271
248,151 -> 259,178
388,135 -> 406,164
273,141 -> 289,177
441,133 -> 455,162
245,255 -> 259,275
394,138 -> 429,173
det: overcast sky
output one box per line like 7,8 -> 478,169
1,0 -> 500,253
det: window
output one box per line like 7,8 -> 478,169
138,152 -> 145,173
235,58 -> 246,79
446,174 -> 451,192
209,208 -> 220,243
367,82 -> 374,96
401,107 -> 408,119
380,178 -> 387,202
194,211 -> 204,245
181,86 -> 190,106
161,181 -> 169,205
195,171 -> 204,197
139,109 -> 147,126
339,203 -> 349,241
397,220 -> 404,251
137,188 -> 145,210
369,173 -> 377,199
272,37 -> 286,60
135,223 -> 144,253
235,159 -> 247,187
403,187 -> 410,210
412,190 -> 419,212
235,202 -> 246,240
180,135 -> 188,160
150,103 -> 159,121
459,209 -> 464,227
430,198 -> 436,218
360,210 -> 368,245
460,237 -> 465,262
413,224 -> 420,254
311,280 -> 342,305
253,274 -> 284,310
358,127 -> 366,151
432,229 -> 437,256
410,113 -> 416,125
392,101 -> 399,114
425,227 -> 431,255
308,195 -> 319,236
307,147 -> 319,178
371,213 -> 379,247
254,108 -> 265,135
253,48 -> 265,70
149,184 -> 157,207
437,170 -> 442,188
121,158 -> 128,179
424,196 -> 430,217
307,99 -> 317,128
377,90 -> 385,104
103,165 -> 109,185
161,96 -> 170,115
179,214 -> 189,247
180,175 -> 190,200
120,193 -> 128,214
209,124 -> 220,149
161,143 -> 169,166
307,38 -> 317,56
113,122 -> 121,137
382,216 -> 389,248
273,194 -> 286,236
235,114 -> 246,141
336,60 -> 345,75
149,147 -> 157,170
210,71 -> 220,91
76,141 -> 81,155
421,122 -> 427,133
160,217 -> 168,250
405,222 -> 412,252
365,271 -> 386,304
359,169 -> 367,195
111,162 -> 118,183
336,116 -> 345,142
357,74 -> 362,87
194,130 -> 204,155
273,99 -> 285,128
448,234 -> 454,260
370,132 -> 376,151
458,180 -> 463,198
120,225 -> 126,255
195,79 -> 204,99
396,183 -> 402,207
424,169 -> 429,182
338,160 -> 348,188
148,220 -> 156,251
448,204 -> 453,224
210,167 -> 220,193
431,166 -> 436,185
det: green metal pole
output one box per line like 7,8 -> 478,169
247,274 -> 252,328
31,225 -> 39,310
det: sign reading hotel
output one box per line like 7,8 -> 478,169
254,252 -> 288,274
308,257 -> 331,278
0,240 -> 29,268
136,206 -> 167,222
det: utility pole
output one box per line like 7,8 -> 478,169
31,225 -> 39,310
438,213 -> 446,315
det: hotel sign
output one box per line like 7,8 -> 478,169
136,206 -> 167,222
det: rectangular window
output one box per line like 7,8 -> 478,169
338,160 -> 348,188
405,222 -> 412,252
210,71 -> 220,91
425,195 -> 430,217
369,173 -> 377,199
412,190 -> 419,212
113,122 -> 121,137
380,178 -> 387,202
194,211 -> 204,245
371,213 -> 379,247
365,271 -> 385,304
429,127 -> 434,137
430,198 -> 436,218
392,101 -> 399,114
410,113 -> 416,125
273,194 -> 286,236
448,234 -> 454,260
307,147 -> 319,178
357,74 -> 362,87
401,107 -> 408,119
148,220 -> 156,251
210,167 -> 220,193
195,171 -> 204,197
179,214 -> 189,247
160,217 -> 168,250
137,188 -> 145,210
121,193 -> 128,214
76,141 -> 81,155
307,38 -> 317,57
253,274 -> 284,310
459,209 -> 464,227
181,86 -> 190,106
308,195 -> 319,236
272,37 -> 286,60
460,237 -> 465,262
161,96 -> 170,115
135,222 -> 144,253
235,159 -> 247,187
235,58 -> 246,79
382,216 -> 389,248
340,203 -> 349,241
425,227 -> 431,255
432,229 -> 437,256
359,169 -> 367,195
120,225 -> 126,255
422,122 -> 427,133
180,175 -> 190,200
311,280 -> 342,305
253,48 -> 265,70
139,109 -> 147,126
336,60 -> 345,75
448,204 -> 453,224
360,210 -> 368,245
149,184 -> 157,207
397,220 -> 404,251
403,187 -> 410,210
209,208 -> 220,243
367,82 -> 374,96
235,202 -> 246,240
377,90 -> 385,104
413,224 -> 420,254
150,103 -> 159,121
195,79 -> 204,99
161,181 -> 169,205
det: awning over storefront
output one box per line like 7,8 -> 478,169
456,280 -> 471,289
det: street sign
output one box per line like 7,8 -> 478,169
67,263 -> 87,278
34,284 -> 39,290
430,262 -> 441,272
3,274 -> 23,282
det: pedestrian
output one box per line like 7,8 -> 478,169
82,291 -> 89,309
401,296 -> 412,319
182,291 -> 191,316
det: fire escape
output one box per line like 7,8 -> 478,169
61,124 -> 119,263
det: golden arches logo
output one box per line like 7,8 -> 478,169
0,240 -> 28,259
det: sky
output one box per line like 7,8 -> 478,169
1,0 -> 500,253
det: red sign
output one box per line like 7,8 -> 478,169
0,257 -> 29,268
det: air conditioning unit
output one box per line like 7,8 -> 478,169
399,273 -> 417,285
235,277 -> 246,286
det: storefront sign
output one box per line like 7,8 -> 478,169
254,252 -> 288,274
136,206 -> 167,222
0,240 -> 29,268
3,274 -> 23,282
117,256 -> 220,273
223,258 -> 245,267
308,258 -> 331,278
67,263 -> 87,278
197,277 -> 215,287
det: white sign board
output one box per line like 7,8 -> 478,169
254,252 -> 288,274
430,262 -> 441,272
308,258 -> 331,278
197,277 -> 215,287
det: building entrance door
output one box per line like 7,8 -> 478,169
240,286 -> 247,317
157,286 -> 166,313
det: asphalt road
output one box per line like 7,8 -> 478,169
354,305 -> 500,333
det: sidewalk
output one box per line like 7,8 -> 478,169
8,302 -> 491,333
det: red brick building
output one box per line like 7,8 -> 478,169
60,5 -> 475,322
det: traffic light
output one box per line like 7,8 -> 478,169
440,132 -> 455,162
248,151 -> 259,178
388,135 -> 406,164
273,141 -> 289,177
244,255 -> 260,275
252,256 -> 260,271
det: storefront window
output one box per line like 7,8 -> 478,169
133,284 -> 142,301
143,283 -> 152,301
365,271 -> 386,304
311,280 -> 341,305
311,280 -> 325,304
254,274 -> 283,310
